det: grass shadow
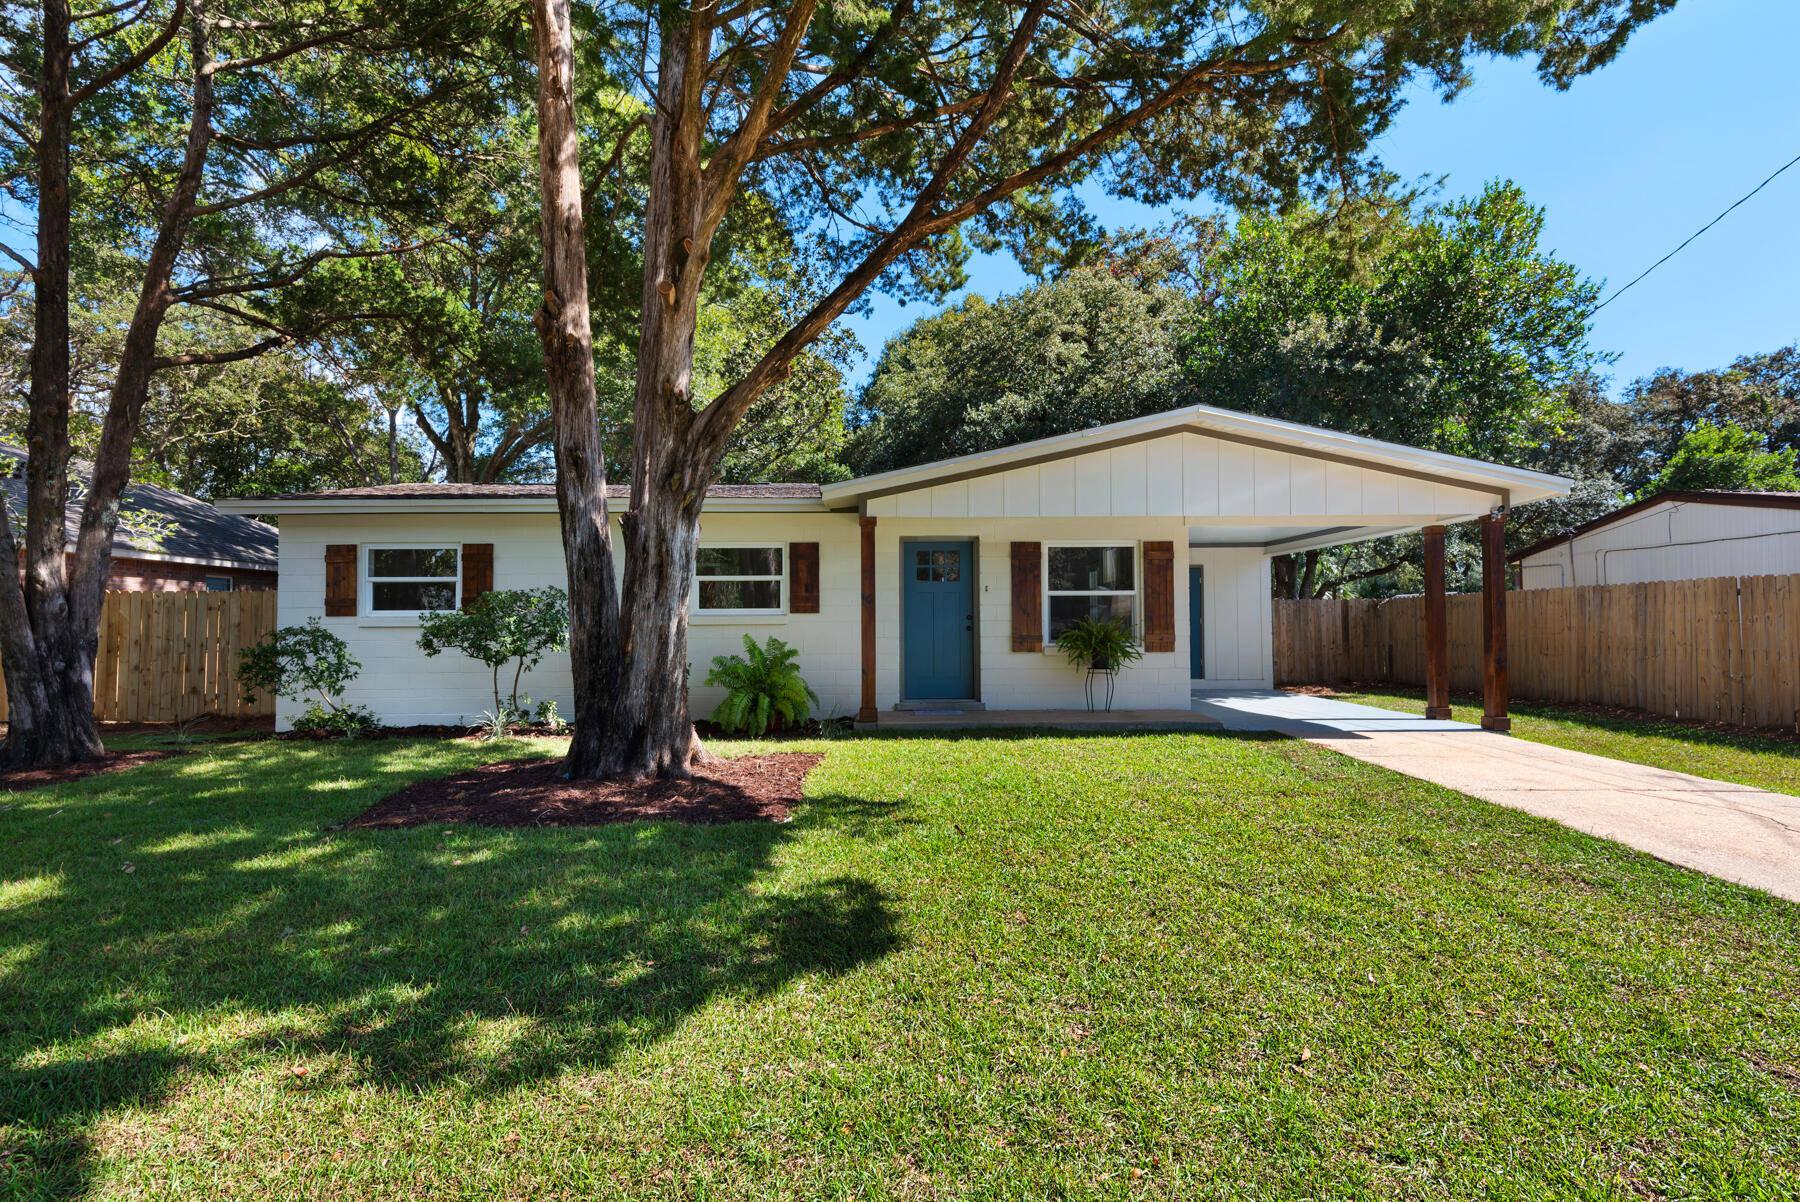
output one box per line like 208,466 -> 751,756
0,738 -> 902,1198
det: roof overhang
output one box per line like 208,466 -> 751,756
822,401 -> 1569,511
216,495 -> 831,517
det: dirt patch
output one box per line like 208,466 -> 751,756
0,749 -> 179,792
101,716 -> 273,738
344,751 -> 824,829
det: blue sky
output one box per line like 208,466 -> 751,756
841,0 -> 1800,397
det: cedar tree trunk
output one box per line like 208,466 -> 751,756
0,0 -> 206,766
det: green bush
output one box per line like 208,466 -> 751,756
703,634 -> 819,736
291,701 -> 378,736
416,587 -> 570,717
238,618 -> 364,714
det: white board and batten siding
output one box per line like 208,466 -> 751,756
1517,496 -> 1800,589
861,433 -> 1500,523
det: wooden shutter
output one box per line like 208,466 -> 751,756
1141,540 -> 1176,653
324,544 -> 357,617
1010,541 -> 1042,652
461,543 -> 494,610
788,542 -> 820,613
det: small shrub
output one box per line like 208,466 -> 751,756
474,707 -> 517,742
703,634 -> 819,736
292,702 -> 378,736
238,618 -> 365,716
534,698 -> 565,732
417,588 -> 570,717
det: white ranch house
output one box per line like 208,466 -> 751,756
220,403 -> 1568,729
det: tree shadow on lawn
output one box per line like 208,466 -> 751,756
0,740 -> 902,1199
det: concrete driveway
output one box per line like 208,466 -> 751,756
1191,690 -> 1800,902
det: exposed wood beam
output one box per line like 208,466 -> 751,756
1423,524 -> 1451,721
1481,511 -> 1510,732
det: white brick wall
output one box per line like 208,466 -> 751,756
274,508 -> 1273,727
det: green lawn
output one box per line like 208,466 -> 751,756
2,733 -> 1797,1200
1324,685 -> 1800,797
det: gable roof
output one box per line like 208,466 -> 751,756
0,444 -> 277,570
1509,489 -> 1800,562
819,401 -> 1569,510
216,400 -> 1570,521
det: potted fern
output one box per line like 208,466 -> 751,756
1053,616 -> 1143,711
704,634 -> 821,736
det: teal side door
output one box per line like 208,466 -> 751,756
1189,565 -> 1205,680
902,541 -> 975,699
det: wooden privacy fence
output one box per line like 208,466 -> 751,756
1275,573 -> 1800,729
0,590 -> 278,723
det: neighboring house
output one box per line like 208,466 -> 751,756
1511,490 -> 1800,590
218,402 -> 1567,728
1,443 -> 278,591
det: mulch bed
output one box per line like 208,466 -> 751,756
0,749 -> 180,793
343,751 -> 825,829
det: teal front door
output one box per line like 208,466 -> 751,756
903,541 -> 975,699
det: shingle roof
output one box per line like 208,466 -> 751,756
241,481 -> 823,501
0,443 -> 278,568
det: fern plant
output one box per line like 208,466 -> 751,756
704,634 -> 820,736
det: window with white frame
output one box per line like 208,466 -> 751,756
204,575 -> 233,592
694,545 -> 784,613
366,546 -> 459,613
1045,544 -> 1136,639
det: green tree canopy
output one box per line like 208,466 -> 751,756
1183,181 -> 1603,462
849,251 -> 1201,474
1646,421 -> 1800,494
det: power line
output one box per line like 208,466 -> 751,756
1589,148 -> 1800,316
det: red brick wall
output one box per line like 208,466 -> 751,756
101,555 -> 277,592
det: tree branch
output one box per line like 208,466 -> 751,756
697,28 -> 1316,445
68,0 -> 185,107
174,239 -> 437,301
0,243 -> 37,279
752,93 -> 985,161
700,0 -> 825,232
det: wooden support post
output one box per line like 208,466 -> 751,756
1481,510 -> 1511,732
1422,524 -> 1451,720
857,516 -> 877,724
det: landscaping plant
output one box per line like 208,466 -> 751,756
416,588 -> 571,720
1054,616 -> 1145,673
237,618 -> 372,732
704,635 -> 819,736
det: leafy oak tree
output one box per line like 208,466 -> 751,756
849,253 -> 1200,474
0,0 -> 508,765
1613,347 -> 1800,495
524,0 -> 1678,779
1183,181 -> 1606,596
1646,422 -> 1800,494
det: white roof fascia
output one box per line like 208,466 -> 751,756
215,496 -> 832,517
821,402 -> 1571,508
